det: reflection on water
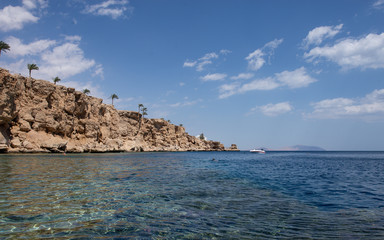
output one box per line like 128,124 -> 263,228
1,152 -> 384,239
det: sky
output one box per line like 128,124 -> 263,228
1,0 -> 384,150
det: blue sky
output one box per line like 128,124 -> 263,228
1,0 -> 384,150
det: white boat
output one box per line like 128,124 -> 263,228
250,149 -> 266,153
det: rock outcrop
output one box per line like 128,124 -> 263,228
0,68 -> 228,153
226,144 -> 240,151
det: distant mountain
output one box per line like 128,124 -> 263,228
281,145 -> 326,151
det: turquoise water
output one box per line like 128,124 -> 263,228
1,151 -> 384,239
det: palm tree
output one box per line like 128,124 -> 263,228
142,107 -> 148,119
83,89 -> 90,95
110,93 -> 119,106
0,41 -> 10,56
199,133 -> 205,140
27,63 -> 39,78
53,76 -> 61,85
138,103 -> 144,120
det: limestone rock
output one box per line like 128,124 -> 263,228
0,67 -> 233,153
226,144 -> 240,151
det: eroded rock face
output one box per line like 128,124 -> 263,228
227,144 -> 240,151
0,68 -> 227,153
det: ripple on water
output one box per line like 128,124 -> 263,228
1,152 -> 384,239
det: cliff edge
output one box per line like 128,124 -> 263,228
0,68 -> 233,153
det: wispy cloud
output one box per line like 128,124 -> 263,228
183,50 -> 230,72
219,67 -> 315,99
250,102 -> 293,117
373,0 -> 384,8
200,73 -> 227,81
92,64 -> 104,79
302,24 -> 343,49
83,0 -> 133,19
170,99 -> 202,107
231,73 -> 254,80
183,61 -> 197,67
220,49 -> 232,55
246,38 -> 283,71
307,89 -> 384,120
305,32 -> 384,70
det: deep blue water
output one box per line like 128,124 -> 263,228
1,151 -> 384,239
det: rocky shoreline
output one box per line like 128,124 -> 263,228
0,68 -> 238,153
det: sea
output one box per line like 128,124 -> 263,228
1,151 -> 384,239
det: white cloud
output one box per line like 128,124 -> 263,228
64,35 -> 82,42
183,60 -> 197,67
305,32 -> 384,70
196,60 -> 212,72
218,82 -> 240,99
200,52 -> 218,61
0,5 -> 38,31
307,89 -> 384,120
264,38 -> 284,49
220,49 -> 231,55
245,49 -> 265,71
92,64 -> 104,79
183,50 -> 229,72
231,73 -> 254,80
239,78 -> 280,91
22,0 -> 37,9
0,0 -> 48,32
246,38 -> 283,71
83,0 -> 132,19
373,0 -> 384,8
40,43 -> 95,79
200,73 -> 227,81
257,102 -> 293,116
170,99 -> 202,107
5,36 -> 56,57
219,67 -> 315,99
275,67 -> 317,89
302,24 -> 343,48
219,78 -> 279,99
2,36 -> 98,80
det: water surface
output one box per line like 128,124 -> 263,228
1,151 -> 384,239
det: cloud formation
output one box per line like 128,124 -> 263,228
246,38 -> 283,71
0,5 -> 38,31
170,99 -> 202,107
231,73 -> 254,80
373,0 -> 384,8
2,36 -> 98,80
302,24 -> 343,48
83,0 -> 133,19
183,50 -> 230,72
219,67 -> 316,99
257,102 -> 293,116
307,89 -> 384,120
200,73 -> 227,81
5,36 -> 56,57
305,32 -> 384,70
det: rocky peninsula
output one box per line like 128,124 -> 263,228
0,68 -> 237,153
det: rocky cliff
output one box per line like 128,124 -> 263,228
0,68 -> 234,153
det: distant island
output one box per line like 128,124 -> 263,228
277,145 -> 326,151
0,67 -> 238,153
